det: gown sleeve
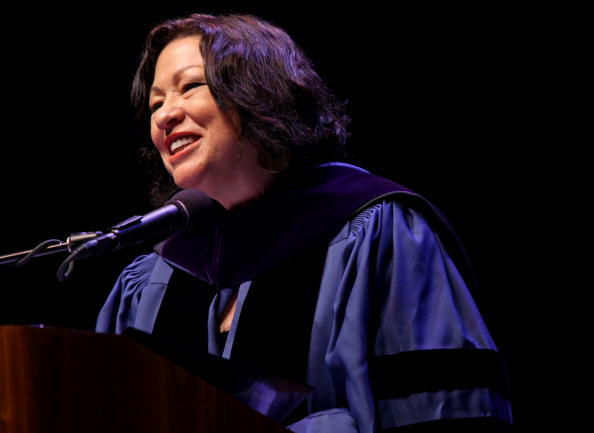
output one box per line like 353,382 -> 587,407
288,201 -> 512,432
95,253 -> 162,333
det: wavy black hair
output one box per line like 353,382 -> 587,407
132,13 -> 351,204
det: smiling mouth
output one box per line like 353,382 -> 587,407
169,135 -> 201,155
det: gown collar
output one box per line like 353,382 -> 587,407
154,163 -> 461,286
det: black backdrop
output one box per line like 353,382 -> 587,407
0,2 -> 563,430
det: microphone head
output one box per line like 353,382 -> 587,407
165,189 -> 224,227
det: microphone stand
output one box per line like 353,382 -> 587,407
0,232 -> 101,266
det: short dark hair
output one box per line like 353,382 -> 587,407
132,13 -> 351,203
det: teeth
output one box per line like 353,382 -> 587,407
170,135 -> 199,153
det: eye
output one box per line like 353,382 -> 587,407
149,101 -> 162,114
182,81 -> 206,92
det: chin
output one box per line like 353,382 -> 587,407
172,165 -> 207,189
174,175 -> 212,196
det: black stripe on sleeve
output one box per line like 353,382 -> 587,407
383,417 -> 514,432
369,348 -> 511,400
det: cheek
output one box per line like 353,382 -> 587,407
150,124 -> 165,152
149,123 -> 158,145
209,131 -> 239,166
210,115 -> 241,153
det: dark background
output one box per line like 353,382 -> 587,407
0,2 -> 572,431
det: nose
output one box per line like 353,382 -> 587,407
153,99 -> 185,133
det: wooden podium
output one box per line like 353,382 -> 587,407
0,326 -> 291,433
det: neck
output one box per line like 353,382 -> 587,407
215,168 -> 277,210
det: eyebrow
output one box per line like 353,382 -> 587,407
150,64 -> 204,95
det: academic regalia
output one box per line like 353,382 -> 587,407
96,163 -> 513,432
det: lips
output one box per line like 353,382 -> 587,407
164,132 -> 202,155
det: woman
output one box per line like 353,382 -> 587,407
96,13 -> 513,432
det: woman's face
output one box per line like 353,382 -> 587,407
149,35 -> 270,208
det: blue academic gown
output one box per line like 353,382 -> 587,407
96,169 -> 512,432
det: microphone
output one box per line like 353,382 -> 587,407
63,189 -> 220,263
